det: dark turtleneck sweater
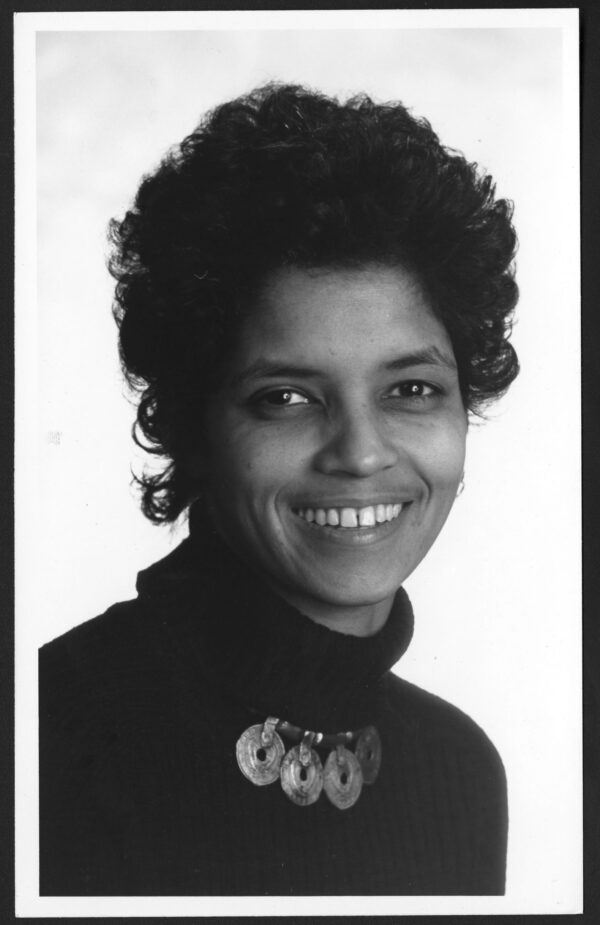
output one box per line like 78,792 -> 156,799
39,527 -> 508,896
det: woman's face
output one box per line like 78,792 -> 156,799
203,264 -> 467,635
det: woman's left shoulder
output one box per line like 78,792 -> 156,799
385,673 -> 505,771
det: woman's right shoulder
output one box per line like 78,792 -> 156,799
41,598 -> 144,668
39,597 -> 165,713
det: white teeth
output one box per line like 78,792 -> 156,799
358,506 -> 376,527
340,508 -> 358,528
297,503 -> 404,528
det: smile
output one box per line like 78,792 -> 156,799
294,504 -> 404,529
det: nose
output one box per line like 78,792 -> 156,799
313,405 -> 399,478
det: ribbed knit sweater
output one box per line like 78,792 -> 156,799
39,527 -> 508,895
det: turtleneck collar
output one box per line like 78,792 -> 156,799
136,518 -> 414,732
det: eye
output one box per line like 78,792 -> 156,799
388,380 -> 439,400
258,388 -> 311,407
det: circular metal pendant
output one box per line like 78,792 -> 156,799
280,745 -> 324,806
323,746 -> 363,809
355,725 -> 382,784
236,723 -> 285,786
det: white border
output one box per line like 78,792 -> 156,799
15,8 -> 579,31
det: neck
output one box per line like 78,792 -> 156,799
267,584 -> 394,637
137,527 -> 415,730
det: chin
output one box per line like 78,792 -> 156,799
298,574 -> 404,611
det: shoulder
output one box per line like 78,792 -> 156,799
40,600 -> 152,691
39,598 -> 178,738
382,674 -> 508,894
40,597 -> 148,657
385,672 -> 506,779
38,599 -> 200,895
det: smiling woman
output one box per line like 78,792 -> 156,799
204,265 -> 467,636
39,83 -> 519,896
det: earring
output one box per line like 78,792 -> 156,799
456,474 -> 465,497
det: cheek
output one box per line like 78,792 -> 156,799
438,429 -> 466,478
207,422 -> 307,502
411,418 -> 466,492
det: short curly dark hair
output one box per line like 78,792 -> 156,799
109,82 -> 519,523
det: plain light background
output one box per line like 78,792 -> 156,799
16,9 -> 580,918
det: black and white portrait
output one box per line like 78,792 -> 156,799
15,9 -> 581,917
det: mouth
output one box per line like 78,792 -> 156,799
293,503 -> 404,529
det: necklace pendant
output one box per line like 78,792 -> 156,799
280,734 -> 324,806
355,725 -> 382,784
323,745 -> 363,809
236,722 -> 285,785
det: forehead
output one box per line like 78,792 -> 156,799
238,264 -> 453,364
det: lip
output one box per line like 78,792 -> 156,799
290,502 -> 411,548
291,497 -> 410,509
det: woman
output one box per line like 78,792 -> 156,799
39,83 -> 519,896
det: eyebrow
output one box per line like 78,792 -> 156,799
384,346 -> 457,372
231,346 -> 456,387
